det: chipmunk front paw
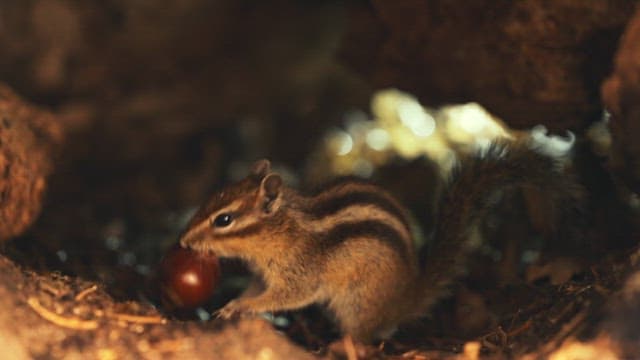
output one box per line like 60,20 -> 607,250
215,300 -> 257,320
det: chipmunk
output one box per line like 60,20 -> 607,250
179,140 -> 583,342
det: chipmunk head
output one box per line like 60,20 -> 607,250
179,159 -> 284,255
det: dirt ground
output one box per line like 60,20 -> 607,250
1,1 -> 640,359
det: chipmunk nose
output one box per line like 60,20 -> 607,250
179,227 -> 205,248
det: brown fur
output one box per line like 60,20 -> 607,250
180,141 -> 583,342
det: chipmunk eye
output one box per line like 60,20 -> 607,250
212,213 -> 233,228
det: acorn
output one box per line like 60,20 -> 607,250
159,245 -> 220,309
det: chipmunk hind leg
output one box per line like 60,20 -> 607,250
322,239 -> 416,342
329,286 -> 410,342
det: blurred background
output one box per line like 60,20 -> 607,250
0,0 -> 636,332
2,0 -> 364,296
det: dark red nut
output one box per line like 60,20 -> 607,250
159,245 -> 220,309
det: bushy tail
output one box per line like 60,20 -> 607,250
416,141 -> 584,314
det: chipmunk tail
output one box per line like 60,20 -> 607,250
415,139 -> 584,315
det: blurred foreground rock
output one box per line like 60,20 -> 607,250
0,254 -> 314,359
0,85 -> 62,241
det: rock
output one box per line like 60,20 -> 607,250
601,4 -> 640,193
340,0 -> 636,130
0,85 -> 62,241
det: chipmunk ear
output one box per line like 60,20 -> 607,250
258,173 -> 282,213
250,159 -> 271,180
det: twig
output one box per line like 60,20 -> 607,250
343,335 -> 358,360
105,312 -> 166,325
481,326 -> 507,349
27,297 -> 98,330
151,338 -> 195,353
75,284 -> 98,301
401,350 -> 428,359
535,311 -> 587,357
507,319 -> 532,338
39,282 -> 65,298
463,341 -> 481,360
